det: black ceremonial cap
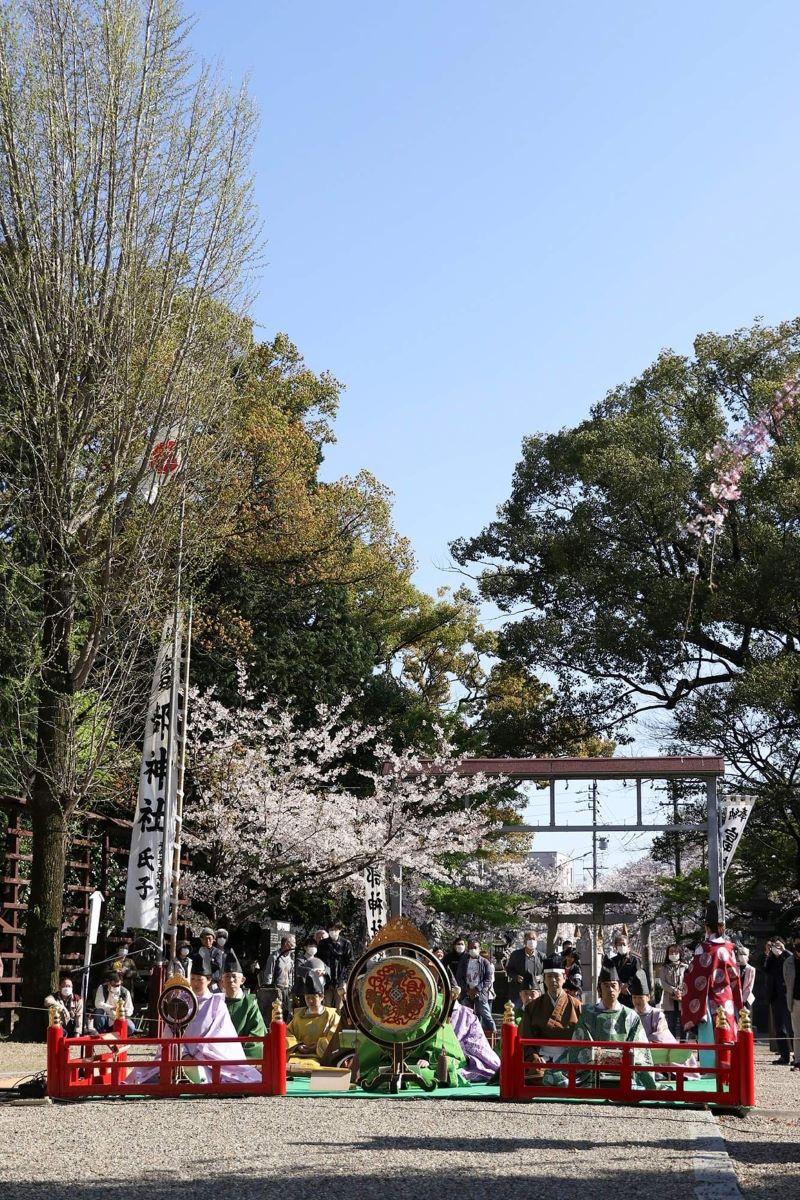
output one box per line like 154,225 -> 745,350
598,964 -> 620,984
303,972 -> 325,997
704,900 -> 720,929
542,955 -> 565,972
190,953 -> 211,978
628,970 -> 649,996
223,950 -> 242,974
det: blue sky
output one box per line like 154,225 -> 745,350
188,2 -> 799,871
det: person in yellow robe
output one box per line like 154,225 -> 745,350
285,974 -> 340,1072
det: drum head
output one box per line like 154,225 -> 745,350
159,981 -> 197,1034
357,954 -> 437,1042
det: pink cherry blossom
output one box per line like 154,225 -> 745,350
182,681 -> 501,923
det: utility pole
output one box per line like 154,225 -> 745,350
672,783 -> 682,877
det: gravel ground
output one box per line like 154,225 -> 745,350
717,1046 -> 800,1200
1,1038 -> 798,1199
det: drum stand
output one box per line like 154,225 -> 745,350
363,1043 -> 442,1093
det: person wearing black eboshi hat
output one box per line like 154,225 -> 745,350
220,949 -> 267,1058
284,967 -> 340,1072
566,961 -> 659,1090
519,955 -> 581,1081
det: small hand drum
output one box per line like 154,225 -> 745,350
158,976 -> 197,1036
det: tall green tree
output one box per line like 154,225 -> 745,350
453,317 -> 800,902
0,0 -> 258,1030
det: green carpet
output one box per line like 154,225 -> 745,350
285,1077 -> 722,1101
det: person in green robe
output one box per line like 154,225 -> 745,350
357,995 -> 470,1091
221,950 -> 268,1060
564,964 -> 660,1091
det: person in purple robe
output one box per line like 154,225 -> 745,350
131,955 -> 262,1086
629,970 -> 676,1044
449,995 -> 500,1083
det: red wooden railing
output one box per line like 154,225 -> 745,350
499,1020 -> 755,1108
47,1017 -> 287,1101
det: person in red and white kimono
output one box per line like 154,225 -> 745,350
681,902 -> 743,1052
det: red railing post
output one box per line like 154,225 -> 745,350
268,1020 -> 287,1095
714,1007 -> 735,1100
737,1021 -> 755,1108
46,1021 -> 64,1099
500,1018 -> 519,1100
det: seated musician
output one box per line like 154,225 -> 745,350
519,956 -> 581,1082
629,969 -> 676,1044
221,950 -> 267,1059
130,955 -> 261,1085
449,987 -> 501,1082
567,964 -> 659,1090
285,974 -> 340,1071
357,993 -> 469,1091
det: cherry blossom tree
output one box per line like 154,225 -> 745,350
182,685 -> 499,923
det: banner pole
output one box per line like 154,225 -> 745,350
156,487 -> 186,961
168,595 -> 193,962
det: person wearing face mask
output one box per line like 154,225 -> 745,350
45,972 -> 84,1036
735,945 -> 756,1011
445,936 -> 468,974
168,940 -> 193,980
605,927 -> 644,1007
294,939 -> 330,1004
659,944 -> 687,1039
784,937 -> 800,1070
506,930 -> 544,1012
262,934 -> 297,1021
197,927 -> 225,989
316,921 -> 353,1011
762,937 -> 792,1065
455,938 -> 496,1033
93,969 -> 135,1035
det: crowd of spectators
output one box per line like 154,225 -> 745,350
36,921 -> 800,1068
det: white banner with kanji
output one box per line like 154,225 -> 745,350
720,796 -> 756,876
364,863 -> 388,941
123,616 -> 181,931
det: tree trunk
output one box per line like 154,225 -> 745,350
18,795 -> 68,1039
17,566 -> 73,1040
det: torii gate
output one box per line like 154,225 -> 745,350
439,755 -> 726,991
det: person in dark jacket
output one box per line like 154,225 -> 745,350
316,920 -> 353,1010
445,936 -> 467,976
506,930 -> 543,1011
562,948 -> 583,1001
455,938 -> 496,1033
605,930 -> 644,1007
197,927 -> 225,989
762,937 -> 792,1064
294,937 -> 330,1002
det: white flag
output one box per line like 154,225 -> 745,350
364,863 -> 388,941
720,796 -> 755,876
123,616 -> 182,931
